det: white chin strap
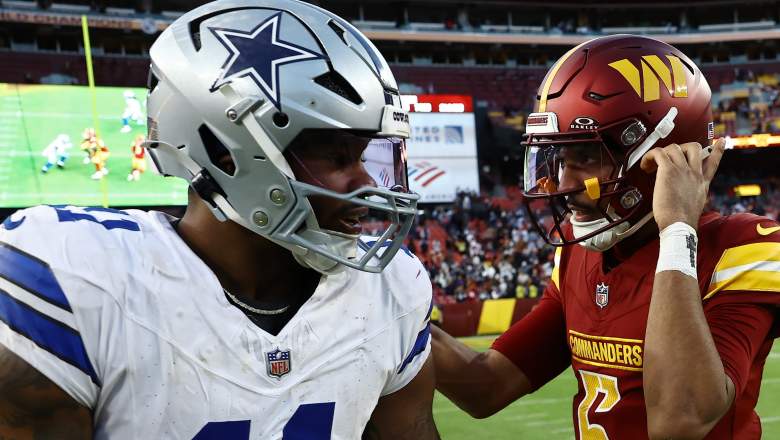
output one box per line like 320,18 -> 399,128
571,211 -> 654,252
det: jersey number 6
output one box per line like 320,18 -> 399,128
577,370 -> 621,440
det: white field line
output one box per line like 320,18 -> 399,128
512,397 -> 571,407
503,412 -> 550,421
0,111 -> 130,121
550,426 -> 575,434
0,192 -> 186,199
523,417 -> 571,428
0,150 -> 138,159
762,416 -> 780,424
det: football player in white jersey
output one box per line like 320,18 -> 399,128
0,1 -> 439,439
120,90 -> 144,133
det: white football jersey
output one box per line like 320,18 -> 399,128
122,98 -> 143,121
0,205 -> 432,439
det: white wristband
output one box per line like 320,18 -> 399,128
656,222 -> 698,280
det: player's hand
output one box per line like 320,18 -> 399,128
640,138 -> 726,231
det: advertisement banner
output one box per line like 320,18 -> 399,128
404,100 -> 479,203
407,157 -> 479,203
407,112 -> 477,158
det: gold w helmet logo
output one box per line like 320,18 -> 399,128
608,55 -> 688,102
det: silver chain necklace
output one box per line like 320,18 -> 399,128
223,289 -> 290,316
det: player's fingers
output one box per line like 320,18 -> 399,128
661,143 -> 686,168
703,138 -> 726,182
640,149 -> 659,173
679,142 -> 703,174
641,147 -> 673,174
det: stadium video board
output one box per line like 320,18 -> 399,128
402,94 -> 479,203
0,83 -> 188,208
0,85 -> 477,208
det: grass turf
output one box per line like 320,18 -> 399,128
434,335 -> 780,439
0,83 -> 187,208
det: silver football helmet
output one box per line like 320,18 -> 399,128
146,0 -> 418,274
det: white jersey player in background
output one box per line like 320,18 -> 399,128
0,1 -> 439,439
41,133 -> 72,173
120,90 -> 144,133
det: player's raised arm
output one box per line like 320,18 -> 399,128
642,139 -> 734,439
0,344 -> 93,439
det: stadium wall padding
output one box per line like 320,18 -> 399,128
440,298 -> 540,337
476,298 -> 516,335
439,302 -> 483,337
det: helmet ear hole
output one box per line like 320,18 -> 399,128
198,124 -> 236,176
273,112 -> 290,128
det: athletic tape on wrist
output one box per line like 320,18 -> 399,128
656,222 -> 698,279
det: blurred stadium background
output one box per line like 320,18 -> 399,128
2,0 -> 780,437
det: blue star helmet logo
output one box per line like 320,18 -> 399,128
209,12 -> 325,110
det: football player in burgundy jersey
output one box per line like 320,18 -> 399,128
433,34 -> 779,439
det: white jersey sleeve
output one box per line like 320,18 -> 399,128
379,248 -> 433,396
0,206 -> 128,409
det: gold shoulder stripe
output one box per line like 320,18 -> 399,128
551,246 -> 562,289
705,242 -> 780,299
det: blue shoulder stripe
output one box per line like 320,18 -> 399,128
358,239 -> 414,258
0,242 -> 72,312
397,323 -> 431,374
0,289 -> 100,386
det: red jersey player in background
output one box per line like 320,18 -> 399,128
127,134 -> 147,181
432,34 -> 779,439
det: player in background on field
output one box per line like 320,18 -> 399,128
0,1 -> 439,439
41,134 -> 72,174
120,90 -> 144,133
79,127 -> 96,165
127,134 -> 146,181
433,34 -> 780,439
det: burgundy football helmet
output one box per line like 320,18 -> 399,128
521,34 -> 713,250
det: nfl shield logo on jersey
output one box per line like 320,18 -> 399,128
595,283 -> 609,309
266,348 -> 291,379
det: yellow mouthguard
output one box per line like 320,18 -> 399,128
584,177 -> 601,200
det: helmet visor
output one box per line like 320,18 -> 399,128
524,141 -> 611,196
362,137 -> 410,193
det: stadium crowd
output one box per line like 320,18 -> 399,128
403,180 -> 779,305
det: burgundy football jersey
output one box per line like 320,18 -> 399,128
494,212 -> 780,439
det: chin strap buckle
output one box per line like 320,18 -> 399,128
191,169 -> 226,208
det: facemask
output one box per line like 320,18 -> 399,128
291,229 -> 359,275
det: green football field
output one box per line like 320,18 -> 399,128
0,83 -> 187,207
435,335 -> 780,439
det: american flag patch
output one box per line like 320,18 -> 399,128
707,121 -> 714,140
